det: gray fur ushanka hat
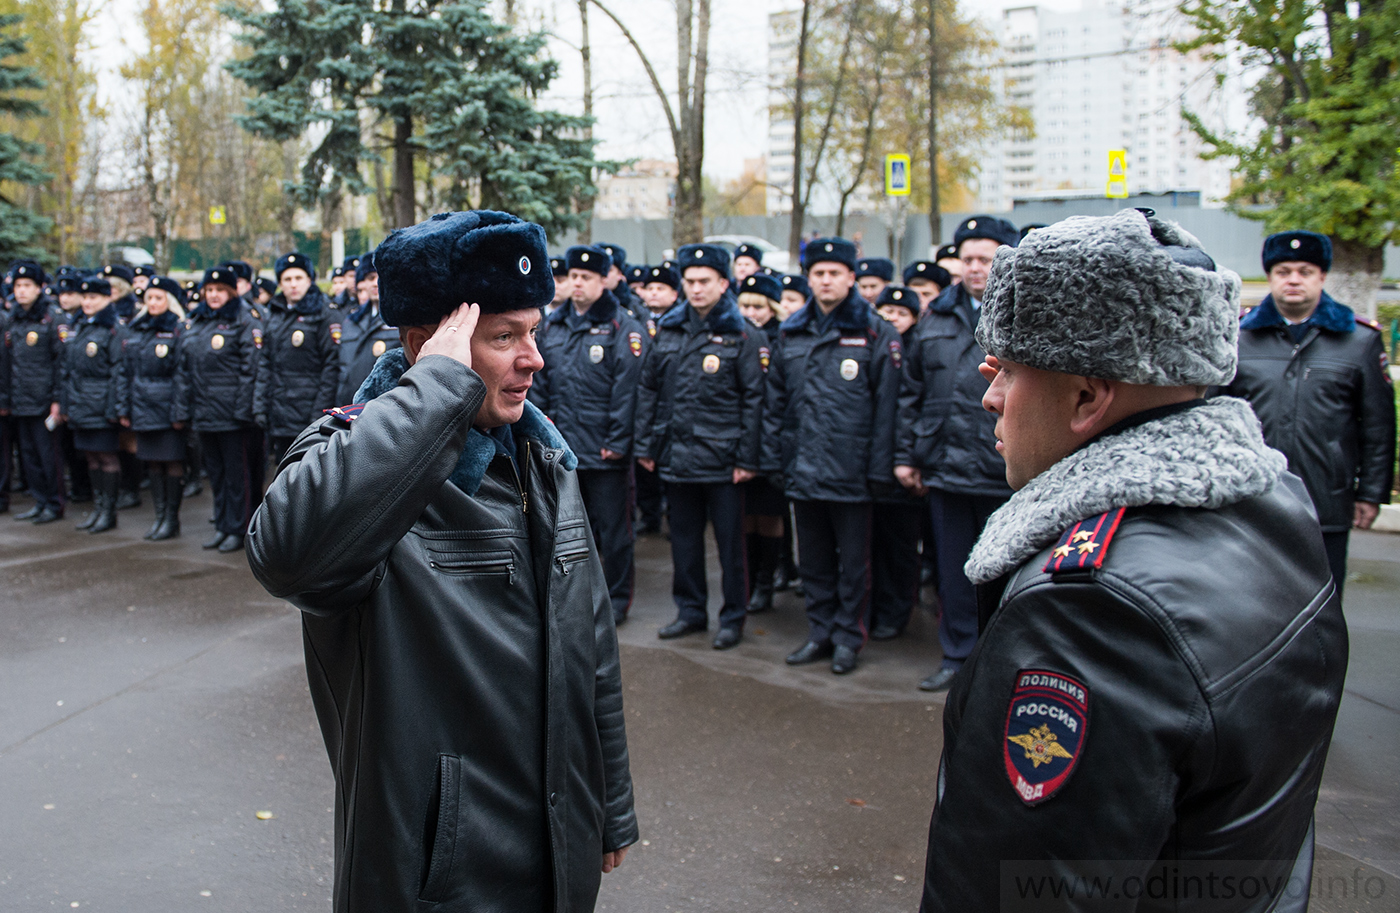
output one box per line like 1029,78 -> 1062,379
977,208 -> 1241,386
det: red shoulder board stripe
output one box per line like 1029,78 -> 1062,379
323,403 -> 366,422
1356,315 -> 1382,331
1042,507 -> 1126,574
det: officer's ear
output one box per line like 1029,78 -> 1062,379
400,325 -> 435,365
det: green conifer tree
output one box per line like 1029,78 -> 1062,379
0,14 -> 53,264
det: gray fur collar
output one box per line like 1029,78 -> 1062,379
964,397 -> 1286,584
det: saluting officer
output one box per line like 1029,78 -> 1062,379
763,237 -> 903,675
1,261 -> 66,522
635,244 -> 764,649
336,254 -> 400,404
116,276 -> 188,540
897,215 -> 1019,692
64,277 -> 125,533
1221,230 -> 1396,594
174,266 -> 261,553
254,252 -> 340,460
855,257 -> 894,305
531,244 -> 648,624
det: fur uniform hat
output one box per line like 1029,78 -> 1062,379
876,285 -> 919,316
738,273 -> 782,302
255,277 -> 277,296
954,215 -> 1019,251
642,264 -> 680,290
935,244 -> 959,262
626,265 -> 646,285
80,276 -> 112,296
903,260 -> 952,288
275,252 -> 316,281
355,253 -> 377,284
977,208 -> 1240,387
1263,231 -> 1331,273
147,275 -> 186,304
733,244 -> 763,265
856,258 -> 894,282
780,274 -> 811,298
331,266 -> 346,279
376,210 -> 553,326
11,260 -> 46,285
342,254 -> 362,273
801,237 -> 858,272
103,263 -> 136,284
566,245 -> 609,276
134,265 -> 155,278
223,260 -> 253,282
676,243 -> 731,278
597,243 -> 627,272
550,256 -> 568,277
202,266 -> 239,291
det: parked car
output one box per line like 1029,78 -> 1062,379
700,235 -> 792,274
108,246 -> 156,268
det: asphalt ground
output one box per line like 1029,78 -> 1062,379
1,487 -> 1397,912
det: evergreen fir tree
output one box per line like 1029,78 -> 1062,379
0,14 -> 53,265
224,0 -> 607,235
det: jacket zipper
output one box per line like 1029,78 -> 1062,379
506,441 -> 530,515
554,547 -> 590,576
428,558 -> 517,585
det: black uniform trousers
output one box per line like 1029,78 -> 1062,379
0,417 -> 11,508
1323,531 -> 1349,600
928,489 -> 1006,669
635,460 -> 664,530
870,499 -> 924,633
577,467 -> 635,618
792,499 -> 872,652
667,481 -> 748,632
16,416 -> 64,513
200,430 -> 259,537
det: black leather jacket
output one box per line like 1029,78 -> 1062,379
1221,293 -> 1395,532
247,355 -> 637,913
922,473 -> 1346,912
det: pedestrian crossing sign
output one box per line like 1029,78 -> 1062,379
1105,150 -> 1128,199
885,155 -> 912,196
209,206 -> 227,225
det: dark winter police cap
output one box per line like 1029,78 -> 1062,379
355,253 -> 377,284
10,260 -> 46,285
56,276 -> 80,294
935,244 -> 959,262
550,257 -> 568,277
103,264 -> 136,284
331,266 -> 346,279
134,265 -> 155,278
677,243 -> 731,278
375,210 -> 554,327
147,275 -> 186,304
903,260 -> 952,288
978,208 -> 1240,387
801,237 -> 858,272
733,244 -> 763,265
597,244 -> 627,271
1019,223 -> 1048,241
342,254 -> 362,273
202,266 -> 239,290
642,264 -> 680,290
255,277 -> 277,296
627,265 -> 646,285
780,273 -> 811,298
738,273 -> 782,302
223,260 -> 253,282
567,245 -> 610,276
80,277 -> 112,296
1263,231 -> 1331,274
275,252 -> 316,281
954,215 -> 1019,251
876,285 -> 919,315
856,258 -> 895,282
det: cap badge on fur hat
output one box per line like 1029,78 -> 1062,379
582,252 -> 591,262
1291,239 -> 1301,249
519,256 -> 531,275
824,244 -> 833,252
967,220 -> 977,229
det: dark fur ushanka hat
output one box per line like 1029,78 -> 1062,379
355,252 -> 377,284
103,263 -> 136,284
566,245 -> 610,276
147,276 -> 186,304
801,237 -> 858,272
677,243 -> 731,278
642,264 -> 680,290
376,210 -> 554,326
80,277 -> 112,296
275,252 -> 316,281
935,244 -> 959,262
223,260 -> 253,282
597,243 -> 627,271
733,244 -> 763,265
550,257 -> 568,277
202,266 -> 239,290
11,260 -> 46,285
876,285 -> 919,315
978,209 -> 1240,387
856,258 -> 894,281
739,273 -> 782,302
1263,231 -> 1331,273
780,274 -> 811,298
903,260 -> 952,288
626,265 -> 646,284
954,215 -> 1019,251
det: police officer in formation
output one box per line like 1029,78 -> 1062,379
854,257 -> 894,305
335,254 -> 400,403
633,263 -> 682,535
1,261 -> 65,521
65,276 -> 124,533
732,243 -> 763,282
634,243 -> 764,649
254,252 -> 340,460
530,244 -> 648,624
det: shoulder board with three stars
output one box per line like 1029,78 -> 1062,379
1043,508 -> 1127,575
323,403 -> 365,423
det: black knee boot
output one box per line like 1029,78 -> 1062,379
116,452 -> 142,510
748,535 -> 780,613
150,475 -> 183,540
144,470 -> 167,539
88,471 -> 119,534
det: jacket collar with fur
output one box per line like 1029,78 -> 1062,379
353,347 -> 577,496
656,291 -> 745,334
1240,291 -> 1354,335
964,396 -> 1287,584
781,288 -> 871,334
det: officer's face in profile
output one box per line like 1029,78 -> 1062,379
856,276 -> 887,304
469,309 -> 546,430
569,269 -> 605,308
59,291 -> 81,312
878,304 -> 917,336
958,239 -> 999,299
808,263 -> 856,308
80,292 -> 108,315
552,273 -> 572,306
682,267 -> 728,311
980,355 -> 1090,490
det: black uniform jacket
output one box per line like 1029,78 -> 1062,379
247,354 -> 637,913
61,304 -> 123,430
116,309 -> 183,432
923,473 -> 1346,912
896,283 -> 1013,498
253,286 -> 340,438
761,289 -> 901,502
174,297 -> 260,433
1,298 -> 64,416
530,289 -> 647,470
335,301 -> 401,404
633,294 -> 764,484
1222,293 -> 1395,531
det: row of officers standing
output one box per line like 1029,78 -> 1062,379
0,252 -> 400,552
533,214 -> 1393,688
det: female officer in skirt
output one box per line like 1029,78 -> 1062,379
64,277 -> 125,534
117,276 -> 187,540
735,273 -> 787,613
173,266 -> 260,553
